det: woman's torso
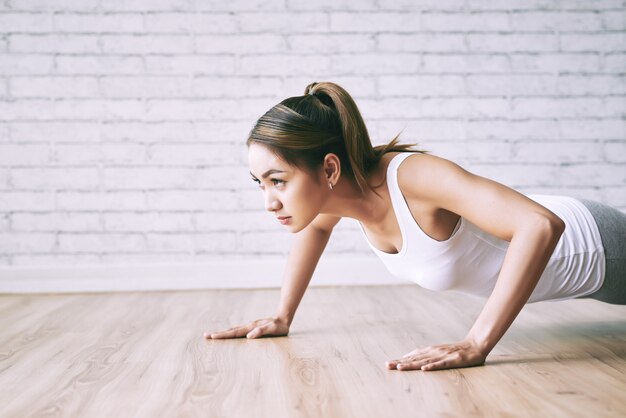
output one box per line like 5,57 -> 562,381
358,151 -> 606,303
361,151 -> 460,254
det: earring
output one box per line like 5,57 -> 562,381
328,182 -> 333,190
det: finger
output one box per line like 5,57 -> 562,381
385,359 -> 402,369
421,359 -> 448,371
205,327 -> 247,339
247,323 -> 271,338
397,356 -> 438,371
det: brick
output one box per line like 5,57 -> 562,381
144,99 -> 241,121
512,140 -> 604,163
556,75 -> 626,95
55,55 -> 143,75
0,123 -> 8,142
422,12 -> 509,31
0,232 -> 55,253
11,167 -> 99,190
511,11 -> 602,31
422,54 -> 509,73
104,212 -> 193,232
560,119 -> 626,141
0,167 -> 9,188
511,53 -> 601,73
57,192 -> 146,211
191,77 -> 282,98
101,143 -> 146,164
5,0 -> 99,11
103,167 -> 194,190
467,0 -> 624,10
54,13 -> 145,33
239,55 -> 330,76
510,97 -> 604,119
146,190 -> 238,210
605,97 -> 626,118
9,34 -> 99,53
560,33 -> 626,52
99,0 -> 194,12
0,12 -> 53,32
10,122 -> 101,142
466,74 -> 557,96
601,10 -> 626,30
10,76 -> 99,98
379,75 -> 465,96
604,53 -> 626,73
0,192 -> 54,211
378,34 -> 465,52
147,143 -> 241,166
144,55 -> 235,75
601,186 -> 626,207
604,141 -> 626,163
0,99 -> 53,121
101,76 -> 193,98
53,143 -> 103,164
144,12 -> 238,33
427,140 -> 513,163
287,0 -> 377,11
240,12 -> 328,33
194,0 -> 283,11
468,33 -> 558,52
0,54 -> 54,75
53,99 -> 145,121
0,212 -> 9,231
288,34 -> 374,53
100,122 -> 195,142
100,35 -> 194,54
0,143 -> 49,165
472,163 -> 626,188
466,120 -> 560,141
193,165 -> 252,190
376,0 -> 465,10
57,233 -> 145,253
330,12 -> 420,32
331,53 -> 420,74
12,212 -> 101,231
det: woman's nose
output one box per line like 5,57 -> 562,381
264,193 -> 281,212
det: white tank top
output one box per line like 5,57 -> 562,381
356,152 -> 606,303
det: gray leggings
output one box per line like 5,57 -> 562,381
577,199 -> 626,305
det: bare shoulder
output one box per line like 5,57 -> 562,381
396,152 -> 467,203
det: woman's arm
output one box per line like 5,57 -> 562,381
465,216 -> 564,357
386,154 -> 566,371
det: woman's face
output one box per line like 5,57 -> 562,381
248,143 -> 327,233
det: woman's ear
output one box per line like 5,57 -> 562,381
323,153 -> 341,183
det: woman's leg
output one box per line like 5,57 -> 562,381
578,199 -> 626,305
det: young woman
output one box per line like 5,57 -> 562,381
205,81 -> 626,372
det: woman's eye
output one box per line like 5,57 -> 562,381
271,179 -> 284,186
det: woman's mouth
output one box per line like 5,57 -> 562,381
277,216 -> 291,225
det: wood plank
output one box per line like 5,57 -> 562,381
0,286 -> 625,417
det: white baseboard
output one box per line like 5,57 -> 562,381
0,255 -> 404,294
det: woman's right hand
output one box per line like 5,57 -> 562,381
204,316 -> 290,340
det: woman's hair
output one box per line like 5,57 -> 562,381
246,81 -> 430,197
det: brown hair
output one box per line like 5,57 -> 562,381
246,81 -> 430,198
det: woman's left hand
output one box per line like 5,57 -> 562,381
386,339 -> 487,371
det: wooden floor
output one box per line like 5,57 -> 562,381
1,285 -> 625,418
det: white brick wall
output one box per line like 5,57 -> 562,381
0,0 -> 624,267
